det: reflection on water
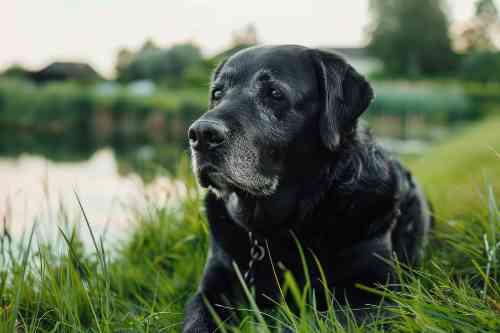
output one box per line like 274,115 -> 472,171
0,149 -> 186,248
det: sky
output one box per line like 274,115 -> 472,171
0,0 -> 492,76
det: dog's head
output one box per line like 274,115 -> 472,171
189,45 -> 373,217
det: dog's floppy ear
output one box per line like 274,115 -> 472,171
311,49 -> 374,151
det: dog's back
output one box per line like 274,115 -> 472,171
392,163 -> 432,266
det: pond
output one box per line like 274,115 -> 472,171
0,148 -> 187,249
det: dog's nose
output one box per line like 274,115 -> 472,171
188,120 -> 228,151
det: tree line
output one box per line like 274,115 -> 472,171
367,0 -> 500,81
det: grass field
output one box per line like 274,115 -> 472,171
1,119 -> 499,332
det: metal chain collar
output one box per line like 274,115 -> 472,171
243,232 -> 266,286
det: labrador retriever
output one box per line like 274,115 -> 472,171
183,45 -> 432,332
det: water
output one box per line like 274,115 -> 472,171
0,148 -> 187,249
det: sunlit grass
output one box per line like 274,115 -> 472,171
1,119 -> 499,332
408,116 -> 500,221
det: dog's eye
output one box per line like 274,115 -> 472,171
270,88 -> 283,100
212,89 -> 223,101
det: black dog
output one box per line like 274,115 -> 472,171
183,45 -> 431,332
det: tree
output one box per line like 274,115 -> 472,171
367,0 -> 457,76
456,0 -> 500,82
231,23 -> 259,47
156,44 -> 204,83
1,64 -> 32,79
114,42 -> 206,86
115,48 -> 134,81
455,0 -> 499,52
140,38 -> 159,52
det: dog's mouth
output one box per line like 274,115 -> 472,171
196,164 -> 277,197
198,165 -> 227,189
198,164 -> 245,195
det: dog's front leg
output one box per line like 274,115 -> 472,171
183,292 -> 216,333
183,252 -> 240,333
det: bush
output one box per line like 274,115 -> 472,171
461,51 -> 500,83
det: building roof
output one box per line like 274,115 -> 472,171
31,62 -> 102,83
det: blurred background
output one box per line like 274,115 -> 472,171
1,0 -> 499,245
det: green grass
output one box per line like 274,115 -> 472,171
1,120 -> 499,332
408,116 -> 500,221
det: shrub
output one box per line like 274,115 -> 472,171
461,51 -> 500,83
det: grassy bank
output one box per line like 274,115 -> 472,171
408,116 -> 500,220
1,120 -> 499,332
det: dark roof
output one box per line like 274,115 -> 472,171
31,62 -> 102,83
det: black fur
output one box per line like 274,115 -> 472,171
183,45 -> 431,332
